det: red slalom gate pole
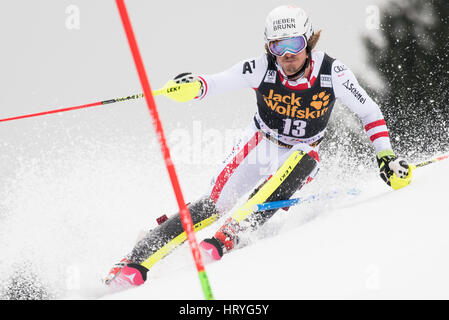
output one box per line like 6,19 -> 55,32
115,0 -> 214,300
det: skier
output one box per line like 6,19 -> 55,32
104,5 -> 412,288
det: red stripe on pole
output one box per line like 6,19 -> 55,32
114,0 -> 207,277
0,101 -> 103,123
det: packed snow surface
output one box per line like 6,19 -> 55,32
102,157 -> 449,300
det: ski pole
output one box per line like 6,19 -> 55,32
0,94 -> 143,123
115,0 -> 214,300
0,80 -> 200,123
255,153 -> 448,212
412,154 -> 449,169
253,188 -> 360,212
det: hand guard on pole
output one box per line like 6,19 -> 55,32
377,150 -> 413,190
173,72 -> 205,100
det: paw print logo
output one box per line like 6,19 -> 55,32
310,91 -> 331,110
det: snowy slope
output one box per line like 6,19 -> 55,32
102,157 -> 449,300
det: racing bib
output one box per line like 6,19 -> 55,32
255,53 -> 336,139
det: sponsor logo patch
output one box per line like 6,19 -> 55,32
333,65 -> 347,73
264,70 -> 277,84
343,80 -> 367,104
272,18 -> 296,32
310,91 -> 331,110
320,74 -> 332,88
262,89 -> 331,120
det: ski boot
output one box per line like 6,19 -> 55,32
200,218 -> 240,261
104,258 -> 148,289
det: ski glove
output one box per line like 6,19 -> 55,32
173,72 -> 205,100
377,151 -> 412,190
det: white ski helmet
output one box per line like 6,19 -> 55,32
264,5 -> 314,43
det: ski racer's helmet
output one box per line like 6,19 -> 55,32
264,5 -> 314,43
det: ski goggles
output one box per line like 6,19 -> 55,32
268,35 -> 307,57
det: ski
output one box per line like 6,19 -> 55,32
254,188 -> 361,212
